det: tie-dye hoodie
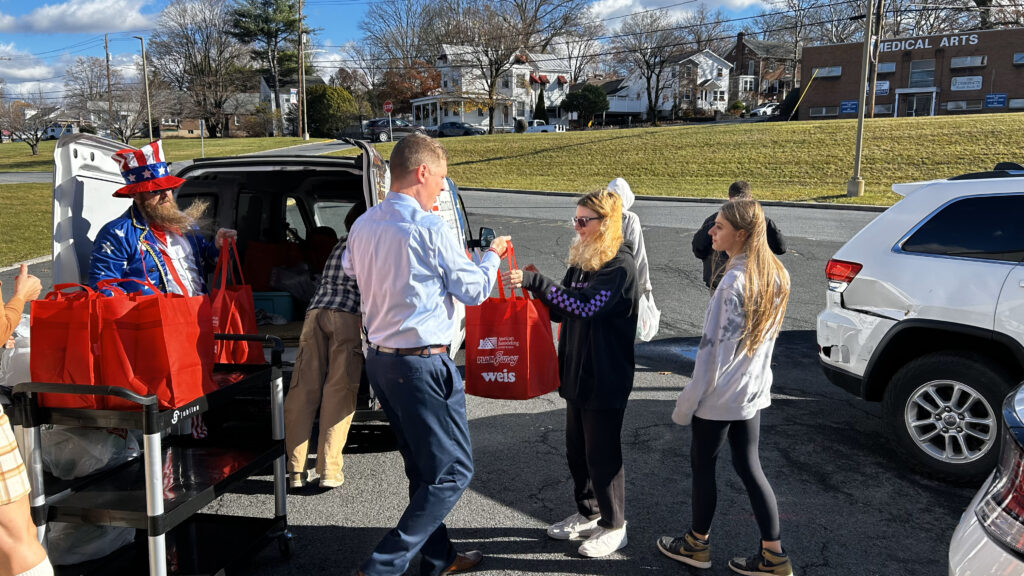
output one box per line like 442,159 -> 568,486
671,254 -> 783,424
521,241 -> 639,409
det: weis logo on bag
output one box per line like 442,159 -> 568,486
478,337 -> 498,349
481,369 -> 517,383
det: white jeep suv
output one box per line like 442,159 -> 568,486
817,162 -> 1024,483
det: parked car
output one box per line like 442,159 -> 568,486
437,122 -> 486,137
750,103 -> 779,116
51,134 -> 488,423
524,120 -> 566,133
949,382 -> 1024,575
816,162 -> 1024,483
363,118 -> 426,142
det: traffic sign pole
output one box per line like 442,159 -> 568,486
383,100 -> 394,142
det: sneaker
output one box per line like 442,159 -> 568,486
547,512 -> 600,540
287,469 -> 316,489
577,522 -> 627,558
656,531 -> 711,569
319,474 -> 344,489
728,548 -> 793,576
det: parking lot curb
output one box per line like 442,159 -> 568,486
462,187 -> 890,213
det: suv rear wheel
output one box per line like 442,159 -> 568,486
377,131 -> 389,142
883,352 -> 1011,484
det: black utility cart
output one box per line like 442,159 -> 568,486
11,334 -> 292,576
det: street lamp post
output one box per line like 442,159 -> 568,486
133,35 -> 153,142
846,0 -> 874,198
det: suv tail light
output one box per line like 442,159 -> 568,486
825,259 -> 862,292
976,429 -> 1024,556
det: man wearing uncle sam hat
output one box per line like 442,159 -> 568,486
89,140 -> 237,296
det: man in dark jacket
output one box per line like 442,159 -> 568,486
691,181 -> 786,289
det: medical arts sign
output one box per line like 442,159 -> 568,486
879,33 -> 979,52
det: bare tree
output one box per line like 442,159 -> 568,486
560,16 -> 605,83
507,0 -> 591,51
149,0 -> 251,137
340,41 -> 389,115
812,1 -> 862,44
679,4 -> 734,55
458,1 -> 528,133
613,9 -> 682,125
360,0 -> 429,65
63,57 -> 116,122
0,88 -> 58,155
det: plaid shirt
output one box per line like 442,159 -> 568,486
308,240 -> 361,314
0,406 -> 31,505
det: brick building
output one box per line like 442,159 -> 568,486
798,27 -> 1024,120
725,32 -> 800,109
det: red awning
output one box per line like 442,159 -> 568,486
539,74 -> 549,83
529,73 -> 540,84
557,75 -> 568,84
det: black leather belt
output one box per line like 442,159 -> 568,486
370,343 -> 449,356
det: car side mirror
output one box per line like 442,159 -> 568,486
478,227 -> 495,249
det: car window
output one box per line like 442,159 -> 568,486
313,200 -> 359,235
286,195 -> 307,241
902,194 -> 1024,262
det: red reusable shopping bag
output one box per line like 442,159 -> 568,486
210,238 -> 264,364
465,245 -> 560,400
29,284 -> 102,409
95,279 -> 215,410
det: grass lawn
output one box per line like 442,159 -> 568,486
0,183 -> 51,266
328,114 -> 1024,206
0,136 -> 328,173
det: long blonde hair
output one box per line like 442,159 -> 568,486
568,189 -> 623,272
720,199 -> 790,356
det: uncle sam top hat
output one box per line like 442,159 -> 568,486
111,140 -> 186,197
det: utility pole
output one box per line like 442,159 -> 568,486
133,36 -> 153,141
868,0 -> 886,118
297,0 -> 305,139
105,34 -> 114,138
846,0 -> 874,198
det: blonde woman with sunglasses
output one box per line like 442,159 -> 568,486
503,189 -> 640,559
657,199 -> 794,576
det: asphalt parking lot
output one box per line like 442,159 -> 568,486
204,203 -> 974,576
0,195 -> 976,575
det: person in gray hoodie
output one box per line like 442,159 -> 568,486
658,198 -> 794,576
607,178 -> 652,296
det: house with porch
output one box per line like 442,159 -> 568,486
725,32 -> 800,109
410,45 -> 572,132
621,49 -> 733,120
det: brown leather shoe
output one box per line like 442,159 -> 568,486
441,550 -> 483,574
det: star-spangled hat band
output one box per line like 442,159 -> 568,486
110,140 -> 186,197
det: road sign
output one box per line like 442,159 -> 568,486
383,100 -> 393,114
985,93 -> 1007,108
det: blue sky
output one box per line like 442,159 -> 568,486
0,0 -> 762,99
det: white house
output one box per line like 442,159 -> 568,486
411,46 -> 572,132
259,75 -> 325,135
623,49 -> 734,120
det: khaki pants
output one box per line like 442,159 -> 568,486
284,308 -> 363,481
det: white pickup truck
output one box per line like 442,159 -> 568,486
524,120 -> 566,133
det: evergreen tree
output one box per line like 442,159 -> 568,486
534,89 -> 549,123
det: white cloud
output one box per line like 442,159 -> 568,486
0,12 -> 15,31
0,43 -> 57,85
16,0 -> 151,34
592,0 -> 767,24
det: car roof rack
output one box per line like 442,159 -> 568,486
948,162 -> 1024,181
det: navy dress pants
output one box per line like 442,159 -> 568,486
359,349 -> 473,576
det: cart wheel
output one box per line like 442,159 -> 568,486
278,532 -> 294,559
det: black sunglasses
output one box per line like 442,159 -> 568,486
571,216 -> 604,227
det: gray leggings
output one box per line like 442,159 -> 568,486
691,412 -> 781,541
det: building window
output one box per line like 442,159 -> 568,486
502,75 -> 511,88
1013,53 -> 1024,65
740,78 -> 754,92
877,62 -> 896,74
874,103 -> 893,114
684,65 -> 693,78
747,61 -> 754,75
682,89 -> 691,101
812,66 -> 842,78
478,107 -> 485,117
1009,98 -> 1024,109
443,79 -> 448,88
716,67 -> 724,78
909,59 -> 935,88
809,106 -> 839,117
950,55 -> 987,68
714,90 -> 727,102
946,100 -> 983,111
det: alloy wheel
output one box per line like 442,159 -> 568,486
904,379 -> 997,464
